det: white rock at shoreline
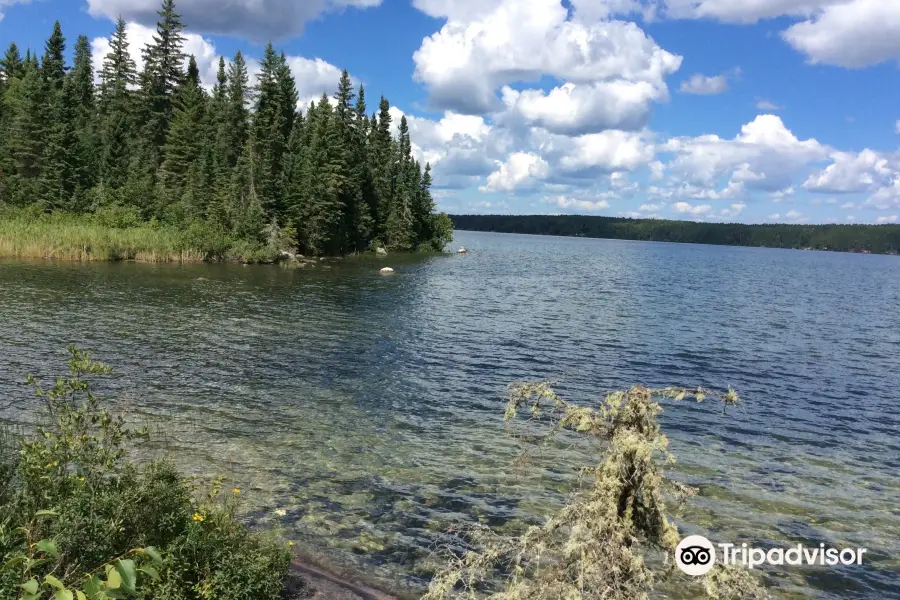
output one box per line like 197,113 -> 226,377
379,267 -> 395,274
376,247 -> 388,256
457,247 -> 468,253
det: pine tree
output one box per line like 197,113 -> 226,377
99,17 -> 138,192
42,21 -> 67,91
332,70 -> 358,253
0,43 -> 23,81
251,43 -> 288,218
160,55 -> 207,215
4,58 -> 47,206
139,0 -> 186,165
99,17 -> 137,114
371,96 -> 394,244
352,84 -> 374,250
70,34 -> 97,209
40,76 -> 80,210
223,50 -> 250,170
387,115 -> 416,250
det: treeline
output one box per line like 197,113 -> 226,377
450,214 -> 900,255
0,0 -> 452,256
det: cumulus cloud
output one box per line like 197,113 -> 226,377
803,149 -> 894,193
660,114 -> 829,193
877,215 -> 899,223
91,22 -> 346,110
781,0 -> 900,68
770,185 -> 795,202
87,0 -> 382,41
635,0 -> 900,68
411,0 -> 681,115
498,80 -> 664,135
679,68 -> 740,95
480,152 -> 550,192
672,201 -> 713,216
544,195 -> 612,212
896,120 -> 900,134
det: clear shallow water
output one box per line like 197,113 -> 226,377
1,231 -> 899,599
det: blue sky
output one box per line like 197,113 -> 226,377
1,0 -> 899,224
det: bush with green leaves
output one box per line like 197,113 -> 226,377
0,347 -> 291,599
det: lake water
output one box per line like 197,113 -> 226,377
1,230 -> 899,599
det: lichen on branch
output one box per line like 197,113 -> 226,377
424,382 -> 767,600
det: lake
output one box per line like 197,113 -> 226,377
1,230 -> 898,599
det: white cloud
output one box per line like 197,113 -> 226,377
661,114 -> 829,194
781,0 -> 900,68
896,120 -> 900,134
803,149 -> 894,193
865,176 -> 900,210
672,201 -> 713,216
480,152 -> 550,192
87,0 -> 382,41
712,202 -> 747,220
768,213 -> 781,220
679,69 -> 739,95
771,185 -> 795,202
786,209 -> 805,220
640,203 -> 663,212
649,160 -> 666,180
553,129 -> 656,173
411,0 -> 681,115
499,80 -> 665,134
544,195 -> 611,212
618,0 -> 900,68
841,201 -> 855,209
877,215 -> 898,223
846,215 -> 856,221
756,98 -> 784,110
659,0 -> 842,23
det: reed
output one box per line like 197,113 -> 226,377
0,208 -> 269,263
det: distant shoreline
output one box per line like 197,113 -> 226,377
450,214 -> 900,256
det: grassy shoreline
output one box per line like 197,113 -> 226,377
0,207 -> 283,264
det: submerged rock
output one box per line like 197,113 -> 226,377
379,267 -> 395,274
375,247 -> 388,257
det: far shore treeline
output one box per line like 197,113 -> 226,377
450,214 -> 900,255
0,0 -> 452,260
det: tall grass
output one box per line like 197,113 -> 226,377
0,207 -> 275,263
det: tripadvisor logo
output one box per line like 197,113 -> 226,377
676,535 -> 717,576
675,535 -> 868,576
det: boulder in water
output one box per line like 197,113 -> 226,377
379,267 -> 395,274
376,247 -> 388,256
457,247 -> 468,254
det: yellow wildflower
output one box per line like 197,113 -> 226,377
233,488 -> 240,495
288,541 -> 295,547
192,513 -> 205,522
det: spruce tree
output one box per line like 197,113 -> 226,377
223,51 -> 250,170
160,55 -> 207,215
4,57 -> 46,206
71,35 -> 97,208
371,97 -> 394,243
139,0 -> 186,165
41,22 -> 67,90
0,43 -> 23,81
250,43 -> 288,218
99,17 -> 138,193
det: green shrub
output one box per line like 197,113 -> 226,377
0,347 -> 292,599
